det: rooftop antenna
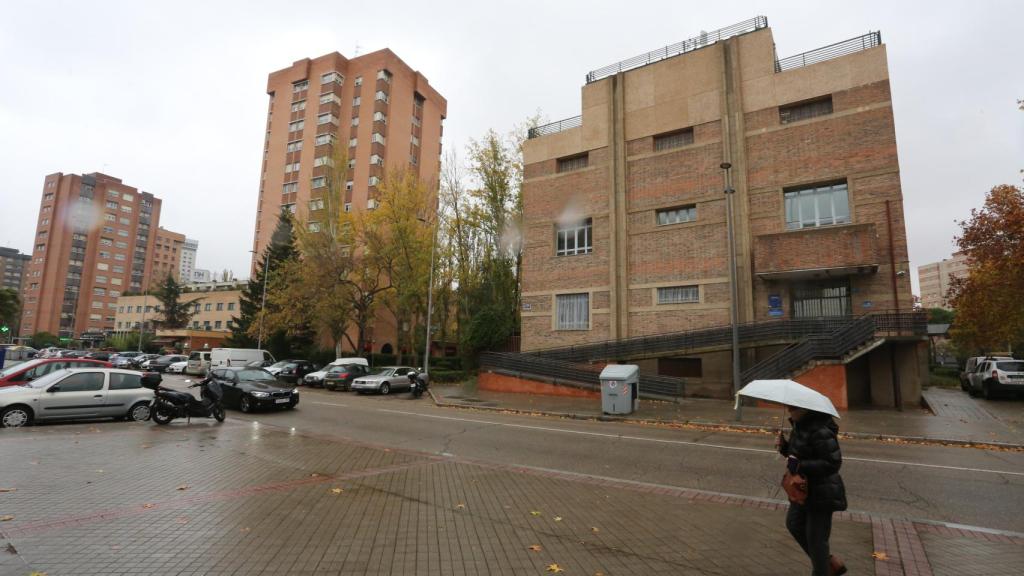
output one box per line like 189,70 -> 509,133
354,42 -> 362,56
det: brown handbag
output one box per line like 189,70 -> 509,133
782,470 -> 808,505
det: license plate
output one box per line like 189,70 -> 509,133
275,398 -> 289,404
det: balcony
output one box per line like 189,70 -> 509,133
754,223 -> 879,280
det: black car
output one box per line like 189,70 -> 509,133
209,367 -> 299,413
277,360 -> 319,384
147,354 -> 187,373
323,363 -> 371,391
85,351 -> 111,361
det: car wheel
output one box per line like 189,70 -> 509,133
128,402 -> 151,422
240,395 -> 253,413
380,382 -> 390,395
1,405 -> 33,428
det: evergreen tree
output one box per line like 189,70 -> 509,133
153,274 -> 196,328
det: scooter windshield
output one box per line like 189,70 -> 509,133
204,380 -> 224,401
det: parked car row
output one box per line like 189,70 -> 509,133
961,356 -> 1024,399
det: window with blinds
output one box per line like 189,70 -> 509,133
557,153 -> 589,173
779,96 -> 833,124
556,293 -> 589,330
657,285 -> 699,305
654,128 -> 694,151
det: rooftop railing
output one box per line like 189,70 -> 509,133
585,16 -> 768,83
774,31 -> 882,72
527,115 -> 583,139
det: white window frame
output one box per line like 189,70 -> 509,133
311,177 -> 326,189
292,80 -> 308,93
556,293 -> 590,330
555,218 -> 592,256
656,205 -> 697,226
657,285 -> 699,305
288,120 -> 304,132
784,182 -> 850,230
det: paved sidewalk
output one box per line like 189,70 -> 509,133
2,419 -> 1021,575
434,383 -> 1024,447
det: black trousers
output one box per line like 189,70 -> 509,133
786,502 -> 833,576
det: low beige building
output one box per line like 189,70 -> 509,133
114,286 -> 242,333
917,252 -> 969,310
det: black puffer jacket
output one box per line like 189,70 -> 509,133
779,411 -> 847,511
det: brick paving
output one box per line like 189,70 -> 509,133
1,420 -> 1022,575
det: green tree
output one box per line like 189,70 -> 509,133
0,288 -> 20,340
153,274 -> 196,329
102,332 -> 158,353
926,308 -> 955,325
29,331 -> 59,349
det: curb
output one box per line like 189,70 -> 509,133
428,392 -> 1024,451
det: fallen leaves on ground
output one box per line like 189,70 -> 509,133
872,551 -> 889,560
455,503 -> 466,510
530,510 -> 542,516
0,488 -> 15,493
175,485 -> 190,491
591,526 -> 600,533
546,564 -> 564,573
553,516 -> 563,522
239,527 -> 251,533
310,473 -> 321,478
0,515 -> 13,521
28,572 -> 48,576
329,488 -> 344,494
142,504 -> 155,509
528,545 -> 542,552
141,444 -> 152,449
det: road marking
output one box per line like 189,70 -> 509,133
311,401 -> 349,408
376,408 -> 1024,478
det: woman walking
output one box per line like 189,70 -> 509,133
777,405 -> 848,576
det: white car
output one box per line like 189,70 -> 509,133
303,357 -> 369,387
167,360 -> 188,374
967,359 -> 1024,399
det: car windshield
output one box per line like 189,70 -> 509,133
370,368 -> 395,376
328,366 -> 348,373
1,358 -> 43,378
235,369 -> 277,382
27,369 -> 72,389
996,361 -> 1024,372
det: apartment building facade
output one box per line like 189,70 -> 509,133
917,252 -> 969,310
0,247 -> 29,292
114,286 -> 242,333
20,173 -> 163,340
180,238 -> 198,283
150,227 -> 186,285
251,49 -> 447,354
520,18 -> 921,404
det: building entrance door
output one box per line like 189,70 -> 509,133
792,279 -> 852,318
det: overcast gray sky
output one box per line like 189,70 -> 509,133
1,0 -> 1021,294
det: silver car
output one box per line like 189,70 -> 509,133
0,368 -> 155,428
351,366 -> 416,395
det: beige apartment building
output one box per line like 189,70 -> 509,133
917,252 -> 969,310
150,227 -> 186,285
20,173 -> 164,341
251,49 -> 447,354
114,286 -> 242,333
515,17 -> 925,407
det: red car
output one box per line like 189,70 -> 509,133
0,358 -> 112,388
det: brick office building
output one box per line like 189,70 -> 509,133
251,49 -> 446,354
520,18 -> 924,406
149,227 -> 186,285
20,173 -> 164,341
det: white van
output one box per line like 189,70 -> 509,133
210,348 -> 276,370
186,351 -> 213,375
302,357 -> 369,386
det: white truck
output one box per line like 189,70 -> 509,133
210,348 -> 276,370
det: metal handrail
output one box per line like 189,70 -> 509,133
527,115 -> 583,139
586,16 -> 768,83
774,31 -> 882,73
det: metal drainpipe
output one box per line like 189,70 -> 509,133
885,200 -> 902,410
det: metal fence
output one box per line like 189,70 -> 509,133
527,115 -> 583,139
480,352 -> 684,398
774,31 -> 882,72
586,16 -> 768,83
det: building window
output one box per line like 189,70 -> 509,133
106,201 -> 118,209
348,159 -> 356,169
657,285 -> 699,304
345,181 -> 353,191
656,205 -> 697,226
95,275 -> 107,284
321,71 -> 343,85
288,120 -> 304,132
105,213 -> 116,222
411,135 -> 420,147
352,96 -> 361,106
286,140 -> 303,152
375,91 -> 389,103
344,203 -> 352,213
192,321 -> 199,329
351,117 -> 360,127
284,162 -> 301,174
317,113 -> 337,126
373,111 -> 387,123
308,222 -> 321,232
204,303 -> 212,311
349,138 -> 358,148
354,76 -> 363,87
119,217 -> 130,225
215,320 -> 223,329
557,153 -> 589,173
556,293 -> 589,330
370,154 -> 383,166
779,96 -> 833,124
228,302 -> 236,311
367,199 -> 378,210
121,205 -> 132,213
311,176 -> 326,188
654,128 -> 694,151
117,229 -> 129,237
377,69 -> 392,83
290,100 -> 306,112
313,156 -> 333,167
371,133 -> 385,145
309,198 -> 324,211
215,302 -> 224,311
282,182 -> 298,193
281,203 -> 297,214
315,134 -> 334,146
784,182 -> 850,230
293,80 -> 309,93
556,218 -> 592,256
368,176 -> 380,187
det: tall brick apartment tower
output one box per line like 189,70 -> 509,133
251,50 -> 446,354
520,18 -> 924,407
20,173 -> 163,342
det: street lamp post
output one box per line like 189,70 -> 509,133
138,291 -> 148,353
721,162 -> 742,421
418,215 -> 439,375
250,250 -> 270,351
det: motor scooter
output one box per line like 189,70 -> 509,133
407,370 -> 429,399
147,374 -> 226,425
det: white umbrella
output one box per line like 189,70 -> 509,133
736,379 -> 840,419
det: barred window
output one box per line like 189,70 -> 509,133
556,218 -> 592,256
779,96 -> 833,124
656,205 -> 697,226
556,293 -> 589,330
657,285 -> 699,305
557,153 -> 589,173
784,182 -> 849,230
654,128 -> 694,151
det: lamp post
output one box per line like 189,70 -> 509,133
721,162 -> 742,421
417,215 -> 439,375
250,250 -> 270,351
138,291 -> 148,353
